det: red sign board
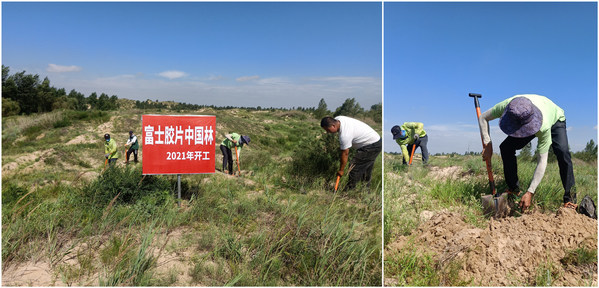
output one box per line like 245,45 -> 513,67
142,115 -> 216,175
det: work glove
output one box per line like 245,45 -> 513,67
105,154 -> 109,159
413,134 -> 420,141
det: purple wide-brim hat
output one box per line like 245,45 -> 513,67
499,97 -> 543,138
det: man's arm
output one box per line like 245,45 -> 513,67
338,148 -> 349,177
519,152 -> 548,211
400,143 -> 410,163
479,109 -> 498,160
479,110 -> 496,145
528,152 -> 548,193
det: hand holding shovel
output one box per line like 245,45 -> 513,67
471,93 -> 509,218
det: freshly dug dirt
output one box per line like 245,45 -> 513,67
387,208 -> 598,286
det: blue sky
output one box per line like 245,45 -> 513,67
2,2 -> 382,109
384,2 -> 597,154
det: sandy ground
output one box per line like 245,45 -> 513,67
1,227 -> 200,286
386,207 -> 598,286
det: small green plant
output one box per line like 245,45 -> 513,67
561,246 -> 598,266
534,259 -> 561,286
385,244 -> 440,286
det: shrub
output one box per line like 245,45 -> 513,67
53,117 -> 72,128
287,133 -> 348,186
83,166 -> 173,207
1,182 -> 29,208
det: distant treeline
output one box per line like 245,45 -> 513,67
136,97 -> 382,123
413,139 -> 597,162
2,65 -> 382,123
2,65 -> 119,116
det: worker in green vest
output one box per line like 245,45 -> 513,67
391,122 -> 429,164
125,130 -> 139,164
220,133 -> 250,175
104,133 -> 118,166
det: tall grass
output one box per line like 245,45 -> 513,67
3,108 -> 381,286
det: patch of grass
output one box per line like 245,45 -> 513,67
561,246 -> 598,266
53,117 -> 72,128
99,223 -> 157,286
386,241 -> 471,286
533,259 -> 561,286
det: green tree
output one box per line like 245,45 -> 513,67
37,77 -> 56,112
314,98 -> 329,119
68,89 -> 87,110
333,98 -> 364,117
2,65 -> 18,103
2,97 -> 20,116
98,93 -> 110,110
367,103 -> 382,123
574,139 -> 598,162
88,92 -> 98,109
12,71 -> 41,114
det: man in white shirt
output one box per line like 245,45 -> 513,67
125,130 -> 140,164
321,116 -> 382,191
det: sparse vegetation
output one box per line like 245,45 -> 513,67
2,100 -> 382,286
384,151 -> 597,286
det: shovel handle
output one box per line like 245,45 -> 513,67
470,92 -> 496,195
409,143 -> 416,165
334,175 -> 340,192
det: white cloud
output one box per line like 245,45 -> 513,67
257,77 -> 290,85
236,75 -> 260,82
311,76 -> 379,84
47,63 -> 81,73
208,74 -> 223,81
50,73 -> 382,112
158,70 -> 187,79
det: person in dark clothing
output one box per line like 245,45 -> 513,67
125,130 -> 139,163
220,133 -> 250,174
321,116 -> 382,191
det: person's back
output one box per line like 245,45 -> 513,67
335,116 -> 380,150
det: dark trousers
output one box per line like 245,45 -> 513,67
220,144 -> 234,174
347,139 -> 382,190
499,120 -> 575,203
126,147 -> 138,162
403,135 -> 429,164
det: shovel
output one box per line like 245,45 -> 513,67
409,143 -> 416,165
470,93 -> 510,217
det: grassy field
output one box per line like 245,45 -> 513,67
384,152 -> 597,286
2,104 -> 382,286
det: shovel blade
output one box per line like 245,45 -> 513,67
481,193 -> 513,218
481,194 -> 495,216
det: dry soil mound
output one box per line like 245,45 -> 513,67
388,208 -> 597,286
